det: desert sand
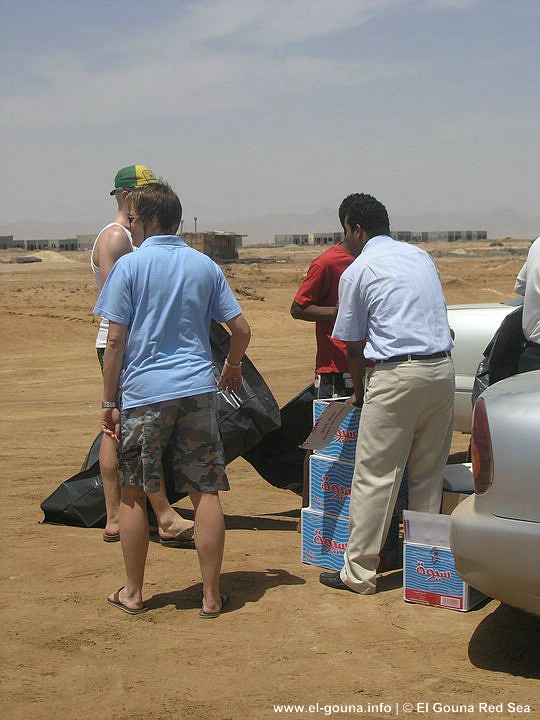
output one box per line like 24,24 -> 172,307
1,241 -> 539,720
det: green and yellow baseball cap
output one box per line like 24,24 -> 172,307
110,165 -> 157,195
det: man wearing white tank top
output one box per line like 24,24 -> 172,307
91,165 -> 194,545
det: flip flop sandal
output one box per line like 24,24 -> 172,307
199,593 -> 229,619
159,525 -> 195,547
102,531 -> 121,543
107,587 -> 148,615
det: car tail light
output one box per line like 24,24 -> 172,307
471,397 -> 493,494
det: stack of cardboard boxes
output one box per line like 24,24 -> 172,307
301,399 -> 407,572
300,401 -> 485,611
403,463 -> 487,611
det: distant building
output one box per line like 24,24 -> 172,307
48,238 -> 78,251
274,232 -> 343,246
276,229 -> 488,246
1,231 -> 246,259
76,234 -> 97,250
182,231 -> 244,261
0,235 -> 19,249
275,234 -> 309,247
309,232 -> 344,246
395,230 -> 488,243
25,239 -> 53,251
0,236 -> 80,251
393,231 -> 412,243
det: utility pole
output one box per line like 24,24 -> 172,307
194,217 -> 198,233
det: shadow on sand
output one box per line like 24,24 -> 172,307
146,568 -> 306,613
468,603 -> 540,678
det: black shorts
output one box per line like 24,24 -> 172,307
314,372 -> 354,399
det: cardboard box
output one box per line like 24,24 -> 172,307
301,401 -> 355,451
403,509 -> 486,611
301,508 -> 401,572
309,455 -> 408,520
312,399 -> 360,464
309,454 -> 353,518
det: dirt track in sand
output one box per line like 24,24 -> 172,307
1,241 -> 539,720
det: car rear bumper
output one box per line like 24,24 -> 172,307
450,495 -> 540,616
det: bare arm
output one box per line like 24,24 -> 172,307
101,321 -> 128,441
290,300 -> 337,323
95,226 -> 133,283
345,340 -> 366,406
218,314 -> 251,392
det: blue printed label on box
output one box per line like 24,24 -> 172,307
312,400 -> 359,464
301,509 -> 401,573
403,542 -> 486,611
309,455 -> 353,518
309,455 -> 408,521
301,509 -> 349,571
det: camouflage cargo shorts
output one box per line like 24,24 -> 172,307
118,393 -> 229,495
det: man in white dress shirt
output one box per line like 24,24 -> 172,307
514,236 -> 540,373
319,193 -> 455,595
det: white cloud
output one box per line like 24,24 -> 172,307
1,1 -> 413,130
1,0 -> 538,224
179,0 -> 399,45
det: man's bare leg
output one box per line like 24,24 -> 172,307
100,433 -> 121,537
189,491 -> 225,614
101,430 -> 192,540
148,476 -> 194,540
107,484 -> 148,611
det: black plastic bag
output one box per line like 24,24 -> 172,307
209,322 -> 281,463
40,463 -> 108,528
41,322 -> 281,527
243,384 -> 316,495
471,357 -> 491,406
484,306 -> 525,385
40,437 -> 190,528
472,306 -> 526,405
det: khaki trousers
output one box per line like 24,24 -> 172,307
340,357 -> 455,594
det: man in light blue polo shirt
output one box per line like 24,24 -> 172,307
319,193 -> 455,596
94,182 -> 251,617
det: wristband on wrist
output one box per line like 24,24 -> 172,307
224,358 -> 242,369
102,401 -> 119,409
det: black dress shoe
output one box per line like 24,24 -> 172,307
319,571 -> 356,592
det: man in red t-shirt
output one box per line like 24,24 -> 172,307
291,226 -> 358,508
291,241 -> 356,398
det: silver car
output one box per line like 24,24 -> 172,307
447,301 -> 520,433
449,370 -> 540,616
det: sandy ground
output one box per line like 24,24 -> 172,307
1,242 -> 539,720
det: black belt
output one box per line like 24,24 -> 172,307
526,340 -> 540,349
377,351 -> 451,365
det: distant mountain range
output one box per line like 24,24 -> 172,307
1,206 -> 538,244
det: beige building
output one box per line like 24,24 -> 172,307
182,231 -> 244,261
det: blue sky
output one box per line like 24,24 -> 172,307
1,0 -> 539,228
